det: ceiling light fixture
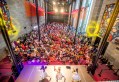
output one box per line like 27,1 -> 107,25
53,1 -> 56,5
55,8 -> 58,12
60,9 -> 64,13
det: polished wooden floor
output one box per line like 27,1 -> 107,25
16,65 -> 94,82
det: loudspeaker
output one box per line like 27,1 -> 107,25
101,42 -> 109,55
94,37 -> 101,46
8,76 -> 15,82
91,64 -> 97,75
11,65 -> 19,77
66,66 -> 71,69
11,63 -> 23,78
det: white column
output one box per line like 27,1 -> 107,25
75,0 -> 80,9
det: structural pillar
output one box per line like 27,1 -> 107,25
0,11 -> 20,75
44,1 -> 47,25
74,0 -> 83,44
68,0 -> 73,30
35,0 -> 40,41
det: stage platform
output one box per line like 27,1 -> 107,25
16,65 -> 94,82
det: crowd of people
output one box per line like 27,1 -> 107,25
11,22 -> 97,65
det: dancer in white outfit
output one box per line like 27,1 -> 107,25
72,68 -> 81,82
54,66 -> 66,82
39,66 -> 51,82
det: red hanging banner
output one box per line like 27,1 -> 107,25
24,1 -> 44,17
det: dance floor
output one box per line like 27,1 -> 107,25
16,65 -> 94,82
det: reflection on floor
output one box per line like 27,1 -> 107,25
16,65 -> 94,82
